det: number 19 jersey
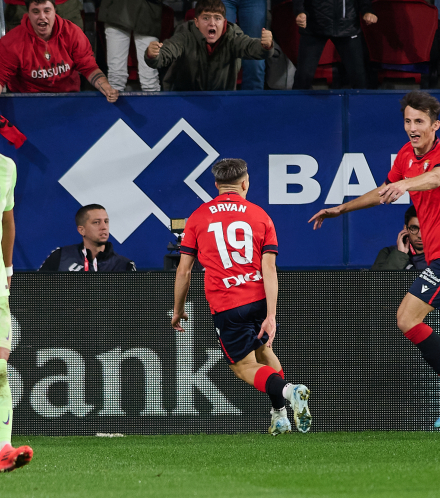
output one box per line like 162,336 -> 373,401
180,192 -> 278,314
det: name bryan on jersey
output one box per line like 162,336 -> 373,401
209,203 -> 247,214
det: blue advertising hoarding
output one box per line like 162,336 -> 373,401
0,90 -> 434,270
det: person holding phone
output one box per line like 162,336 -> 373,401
370,205 -> 426,270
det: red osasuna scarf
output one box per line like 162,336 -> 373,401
0,115 -> 26,148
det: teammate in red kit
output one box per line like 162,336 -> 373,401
171,158 -> 312,435
309,91 -> 440,428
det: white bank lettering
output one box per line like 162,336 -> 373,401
209,204 -> 247,214
10,305 -> 241,416
223,270 -> 262,289
31,63 -> 71,79
268,153 -> 410,205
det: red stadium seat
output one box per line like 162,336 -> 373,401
271,0 -> 340,86
361,0 -> 438,86
185,8 -> 195,21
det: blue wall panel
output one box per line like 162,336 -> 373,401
0,90 -> 436,270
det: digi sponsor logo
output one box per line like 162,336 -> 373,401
222,270 -> 263,289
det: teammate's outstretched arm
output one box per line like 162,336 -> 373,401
259,252 -> 278,348
171,254 -> 195,331
308,183 -> 387,230
378,169 -> 440,203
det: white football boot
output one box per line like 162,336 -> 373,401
268,407 -> 291,436
288,384 -> 312,433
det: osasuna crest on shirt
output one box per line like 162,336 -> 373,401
180,192 -> 278,314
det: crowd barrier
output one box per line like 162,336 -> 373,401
8,271 -> 440,435
1,90 -> 440,270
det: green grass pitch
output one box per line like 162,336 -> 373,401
1,432 -> 440,498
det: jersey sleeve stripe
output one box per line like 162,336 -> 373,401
180,245 -> 197,256
262,245 -> 278,254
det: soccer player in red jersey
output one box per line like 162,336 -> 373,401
309,91 -> 440,428
171,158 -> 312,435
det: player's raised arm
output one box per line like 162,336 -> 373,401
378,169 -> 440,204
308,205 -> 343,230
309,183 -> 387,229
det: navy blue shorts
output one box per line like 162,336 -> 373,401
212,299 -> 269,365
408,259 -> 440,308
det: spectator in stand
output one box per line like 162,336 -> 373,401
98,0 -> 162,92
39,204 -> 136,272
145,0 -> 274,91
0,0 -> 119,102
371,205 -> 427,271
292,0 -> 377,89
4,0 -> 83,31
222,0 -> 267,90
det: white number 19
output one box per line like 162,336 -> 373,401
207,221 -> 253,269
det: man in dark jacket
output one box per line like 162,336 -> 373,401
145,0 -> 274,91
371,205 -> 427,271
292,0 -> 377,89
98,0 -> 162,92
39,204 -> 136,272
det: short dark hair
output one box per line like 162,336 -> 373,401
195,0 -> 226,18
212,158 -> 248,184
400,91 -> 440,123
25,0 -> 56,10
75,204 -> 106,227
404,205 -> 417,226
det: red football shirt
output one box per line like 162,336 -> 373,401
386,138 -> 440,265
0,14 -> 99,93
180,192 -> 278,314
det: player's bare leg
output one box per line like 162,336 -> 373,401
255,344 -> 282,371
397,292 -> 440,428
230,349 -> 311,434
397,292 -> 433,333
229,350 -> 263,385
0,346 -> 33,472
